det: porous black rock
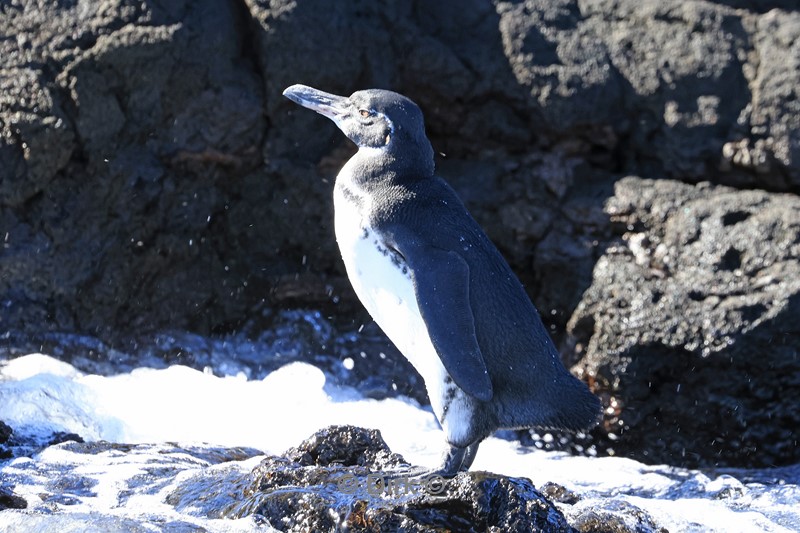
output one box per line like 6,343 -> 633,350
568,177 -> 800,467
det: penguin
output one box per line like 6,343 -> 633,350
283,84 -> 601,477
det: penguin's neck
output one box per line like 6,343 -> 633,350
340,141 -> 434,193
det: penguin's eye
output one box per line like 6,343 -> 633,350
359,109 -> 371,118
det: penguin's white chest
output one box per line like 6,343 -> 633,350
332,184 -> 439,380
332,178 -> 472,444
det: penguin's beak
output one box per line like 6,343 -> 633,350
283,84 -> 350,122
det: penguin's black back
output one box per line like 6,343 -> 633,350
369,172 -> 601,433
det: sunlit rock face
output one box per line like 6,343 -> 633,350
1,0 -> 798,342
568,177 -> 800,468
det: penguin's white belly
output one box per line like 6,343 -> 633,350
333,184 -> 472,445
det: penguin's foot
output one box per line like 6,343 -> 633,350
375,442 -> 481,481
428,442 -> 481,478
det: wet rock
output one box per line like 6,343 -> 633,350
0,487 -> 27,511
540,481 -> 581,505
0,420 -> 11,444
0,420 -> 12,460
47,432 -> 84,447
226,425 -> 577,532
1,439 -> 267,530
278,425 -> 409,471
568,177 -> 800,468
565,499 -> 667,533
0,417 -> 86,461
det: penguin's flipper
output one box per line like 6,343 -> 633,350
406,246 -> 493,402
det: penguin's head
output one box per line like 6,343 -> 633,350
283,84 -> 433,170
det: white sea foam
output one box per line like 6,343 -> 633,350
0,353 -> 797,532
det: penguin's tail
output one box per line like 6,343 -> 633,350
500,373 -> 602,432
564,378 -> 603,431
548,376 -> 602,431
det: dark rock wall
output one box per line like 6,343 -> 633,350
1,0 -> 798,467
2,0 -> 267,336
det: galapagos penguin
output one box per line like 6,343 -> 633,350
283,84 -> 601,477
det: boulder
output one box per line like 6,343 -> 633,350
568,177 -> 800,467
218,425 -> 578,532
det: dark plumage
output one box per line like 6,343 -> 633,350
283,84 -> 601,476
